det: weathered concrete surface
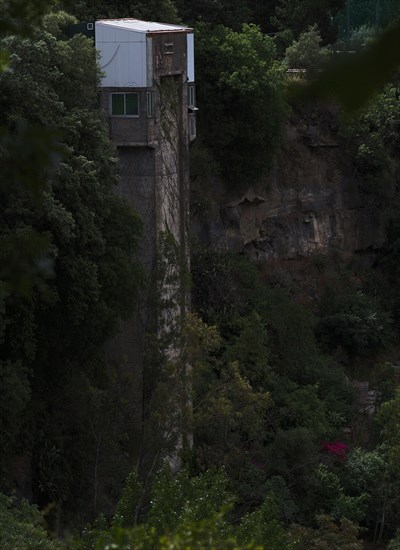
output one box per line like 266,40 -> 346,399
192,107 -> 386,262
103,33 -> 192,462
105,146 -> 157,456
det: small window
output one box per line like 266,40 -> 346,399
87,22 -> 94,31
111,93 -> 139,116
125,93 -> 138,115
112,94 -> 125,115
188,85 -> 195,108
164,43 -> 174,54
147,91 -> 154,117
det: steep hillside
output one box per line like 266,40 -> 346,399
192,104 -> 387,264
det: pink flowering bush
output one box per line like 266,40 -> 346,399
321,441 -> 349,461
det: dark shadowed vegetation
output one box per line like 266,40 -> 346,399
2,0 -> 400,548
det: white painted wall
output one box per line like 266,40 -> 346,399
96,22 -> 147,87
187,33 -> 195,82
96,22 -> 195,87
146,37 -> 154,87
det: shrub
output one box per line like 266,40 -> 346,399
284,25 -> 331,76
0,493 -> 62,550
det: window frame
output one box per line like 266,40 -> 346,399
188,85 -> 195,108
110,92 -> 140,117
146,91 -> 155,117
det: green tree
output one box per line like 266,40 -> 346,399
195,22 -> 287,186
284,25 -> 331,76
272,0 -> 346,43
0,12 -> 143,518
336,0 -> 400,36
312,464 -> 368,524
191,313 -> 271,481
373,391 -> 400,540
0,493 -> 63,550
316,274 -> 392,358
59,0 -> 179,23
177,0 -> 253,31
289,514 -> 362,549
288,19 -> 400,111
237,495 -> 292,549
389,530 -> 400,549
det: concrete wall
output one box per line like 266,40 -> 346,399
100,87 -> 157,145
105,146 -> 156,461
103,27 -> 191,460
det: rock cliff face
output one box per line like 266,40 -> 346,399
192,106 -> 386,262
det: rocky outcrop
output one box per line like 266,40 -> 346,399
192,106 -> 386,262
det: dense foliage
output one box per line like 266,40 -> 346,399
58,0 -> 179,24
0,9 -> 142,522
194,23 -> 287,186
284,25 -> 331,75
178,0 -> 346,41
2,0 -> 400,548
336,0 -> 400,37
273,0 -> 346,43
0,493 -> 62,549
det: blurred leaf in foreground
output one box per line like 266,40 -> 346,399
287,20 -> 400,111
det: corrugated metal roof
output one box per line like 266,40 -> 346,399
97,19 -> 192,34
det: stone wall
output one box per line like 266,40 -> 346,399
192,106 -> 386,264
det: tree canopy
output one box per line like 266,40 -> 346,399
0,11 -> 143,513
2,0 -> 400,547
195,23 -> 287,186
